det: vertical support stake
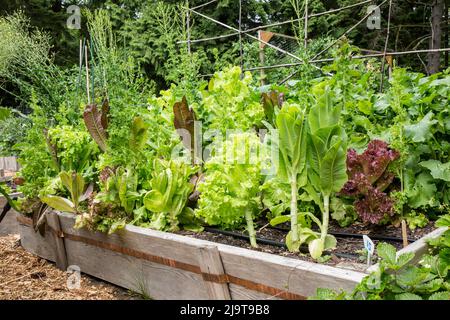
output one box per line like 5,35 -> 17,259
46,211 -> 68,271
198,245 -> 231,300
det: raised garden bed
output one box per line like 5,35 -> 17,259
15,210 -> 446,300
0,194 -> 21,236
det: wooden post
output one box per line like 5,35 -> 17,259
386,55 -> 393,79
46,211 -> 68,271
258,31 -> 266,86
401,219 -> 409,248
198,245 -> 231,300
428,0 -> 444,74
258,31 -> 275,86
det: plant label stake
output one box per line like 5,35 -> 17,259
363,235 -> 374,267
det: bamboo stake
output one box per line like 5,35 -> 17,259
280,0 -> 388,84
186,1 -> 191,54
189,8 -> 324,73
238,0 -> 243,72
180,0 -> 374,45
198,47 -> 450,77
380,0 -> 393,92
85,44 -> 91,105
304,0 -> 309,47
191,0 -> 217,11
244,0 -> 374,35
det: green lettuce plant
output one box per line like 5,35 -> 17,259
195,132 -> 264,247
40,171 -> 91,214
273,101 -> 308,251
143,159 -> 199,232
304,91 -> 348,259
193,66 -> 264,134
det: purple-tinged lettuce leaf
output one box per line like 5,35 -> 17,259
83,104 -> 108,152
354,187 -> 395,224
340,140 -> 399,224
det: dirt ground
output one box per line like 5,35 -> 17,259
0,235 -> 140,300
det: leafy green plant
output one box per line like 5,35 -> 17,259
261,90 -> 283,126
304,90 -> 348,259
83,100 -> 109,152
311,214 -> 450,300
192,66 -> 264,134
273,101 -> 308,251
339,140 -> 400,224
195,132 -> 264,247
143,159 -> 198,232
96,167 -> 140,215
40,171 -> 91,214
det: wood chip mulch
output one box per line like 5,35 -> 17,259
0,235 -> 140,300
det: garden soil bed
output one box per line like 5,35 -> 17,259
178,220 -> 437,267
0,235 -> 140,300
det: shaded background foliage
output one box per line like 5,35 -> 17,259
0,0 -> 449,112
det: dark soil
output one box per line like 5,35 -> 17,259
177,219 -> 437,268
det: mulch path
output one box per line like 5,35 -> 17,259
0,235 -> 140,300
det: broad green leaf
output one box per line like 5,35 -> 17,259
129,116 -> 149,152
309,238 -> 324,259
397,252 -> 415,269
436,215 -> 450,228
143,190 -> 166,212
0,107 -> 12,121
319,139 -> 347,196
377,242 -> 397,266
41,195 -> 75,213
428,291 -> 450,300
59,171 -> 71,192
395,293 -> 423,300
408,172 -> 437,208
396,266 -> 430,287
270,215 -> 291,226
286,231 -> 301,252
324,234 -> 337,250
276,109 -> 297,156
414,278 -> 443,294
420,160 -> 450,182
404,112 -> 437,143
308,92 -> 341,134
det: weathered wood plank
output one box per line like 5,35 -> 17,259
46,211 -> 68,271
0,209 -> 18,236
0,157 -> 19,171
18,219 -> 56,262
229,284 -> 280,300
218,244 -> 365,298
198,245 -> 231,300
58,212 -> 222,267
58,212 -> 365,298
63,237 -> 210,300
